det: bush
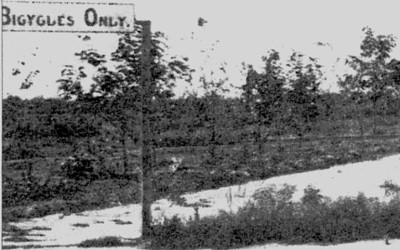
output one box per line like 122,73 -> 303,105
78,236 -> 124,248
60,156 -> 96,181
150,186 -> 400,249
2,143 -> 43,161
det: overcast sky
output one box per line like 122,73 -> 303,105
2,0 -> 400,99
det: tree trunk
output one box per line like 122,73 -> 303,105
210,129 -> 217,163
208,94 -> 218,166
256,118 -> 263,169
358,102 -> 365,137
372,100 -> 378,134
121,129 -> 129,175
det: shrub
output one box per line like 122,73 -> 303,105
78,236 -> 124,248
72,223 -> 89,228
150,186 -> 400,249
112,219 -> 132,225
60,156 -> 96,181
3,236 -> 39,242
301,185 -> 324,206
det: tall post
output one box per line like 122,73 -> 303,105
137,20 -> 154,240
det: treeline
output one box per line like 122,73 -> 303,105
3,88 -> 399,160
4,27 -> 400,163
3,96 -> 105,161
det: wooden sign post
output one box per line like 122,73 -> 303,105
136,19 -> 154,240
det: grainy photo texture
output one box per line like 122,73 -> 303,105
2,0 -> 400,249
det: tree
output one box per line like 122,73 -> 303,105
200,76 -> 228,166
387,58 -> 400,115
285,52 -> 322,142
339,27 -> 398,134
242,50 -> 285,169
388,58 -> 400,87
58,23 -> 191,239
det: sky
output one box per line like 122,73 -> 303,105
2,0 -> 400,99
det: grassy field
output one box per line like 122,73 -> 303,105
2,115 -> 400,248
154,135 -> 400,199
2,117 -> 400,225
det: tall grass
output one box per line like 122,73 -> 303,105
150,185 -> 400,249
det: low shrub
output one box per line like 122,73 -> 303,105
3,236 -> 39,242
72,223 -> 89,228
60,156 -> 96,181
112,219 -> 132,225
150,185 -> 400,249
77,236 -> 124,248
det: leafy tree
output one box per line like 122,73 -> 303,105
315,92 -> 347,136
200,76 -> 228,165
285,52 -> 322,142
242,50 -> 285,168
387,58 -> 400,115
58,27 -> 190,168
339,27 -> 398,134
58,23 -> 191,238
388,58 -> 400,87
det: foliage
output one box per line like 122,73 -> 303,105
3,26 -> 400,228
78,236 -> 124,248
243,51 -> 285,132
339,27 -> 398,133
150,187 -> 400,249
57,25 -> 191,190
59,155 -> 97,182
285,52 -> 323,137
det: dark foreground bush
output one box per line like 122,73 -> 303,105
150,185 -> 400,249
77,236 -> 124,248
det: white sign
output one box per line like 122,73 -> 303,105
2,0 -> 135,33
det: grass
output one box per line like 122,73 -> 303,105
2,178 -> 140,223
153,135 -> 400,200
2,224 -> 46,243
3,236 -> 40,242
2,135 -> 399,224
2,117 -> 399,224
31,226 -> 51,231
2,224 -> 30,235
150,184 -> 400,249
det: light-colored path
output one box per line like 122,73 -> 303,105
3,154 -> 400,249
153,154 -> 400,223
